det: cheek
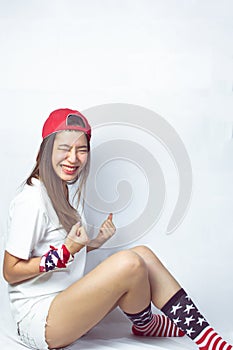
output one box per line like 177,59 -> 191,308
51,153 -> 57,169
80,154 -> 88,166
52,151 -> 65,168
51,152 -> 56,170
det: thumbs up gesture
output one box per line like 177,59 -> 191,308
89,213 -> 116,249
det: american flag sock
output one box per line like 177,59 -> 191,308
161,288 -> 232,350
124,304 -> 185,337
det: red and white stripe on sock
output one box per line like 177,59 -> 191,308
124,304 -> 184,337
132,314 -> 185,337
194,326 -> 232,350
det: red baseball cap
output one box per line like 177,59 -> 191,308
42,108 -> 91,140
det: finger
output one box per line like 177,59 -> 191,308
107,213 -> 113,221
75,222 -> 82,236
74,221 -> 81,230
78,226 -> 87,237
101,226 -> 115,236
69,222 -> 80,235
102,221 -> 114,230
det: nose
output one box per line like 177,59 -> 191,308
67,147 -> 78,163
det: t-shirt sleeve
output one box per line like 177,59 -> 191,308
5,188 -> 47,260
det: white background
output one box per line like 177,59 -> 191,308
0,1 -> 233,349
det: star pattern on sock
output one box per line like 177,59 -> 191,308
162,289 -> 233,349
171,303 -> 182,315
168,295 -> 208,339
184,304 -> 195,314
186,327 -> 196,337
173,317 -> 182,325
197,317 -> 207,326
184,315 -> 195,327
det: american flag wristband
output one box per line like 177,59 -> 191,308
39,244 -> 73,272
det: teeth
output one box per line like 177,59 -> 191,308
63,165 -> 77,171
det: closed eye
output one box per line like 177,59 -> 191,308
58,147 -> 70,151
77,147 -> 88,153
57,145 -> 88,152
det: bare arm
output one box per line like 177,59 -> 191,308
3,223 -> 90,285
3,250 -> 42,285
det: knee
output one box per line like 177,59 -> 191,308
131,245 -> 161,264
114,250 -> 148,276
131,245 -> 154,256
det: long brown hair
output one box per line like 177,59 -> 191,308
26,132 -> 90,233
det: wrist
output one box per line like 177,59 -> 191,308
88,238 -> 102,249
65,237 -> 84,255
39,244 -> 73,273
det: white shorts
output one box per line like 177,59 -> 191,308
17,296 -> 56,350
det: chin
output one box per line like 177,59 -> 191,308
66,178 -> 79,184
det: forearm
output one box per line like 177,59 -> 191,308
86,235 -> 112,252
4,232 -> 87,285
3,252 -> 41,285
86,238 -> 103,252
87,244 -> 98,252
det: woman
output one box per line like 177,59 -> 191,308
3,108 -> 232,350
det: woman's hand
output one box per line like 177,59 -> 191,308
65,222 -> 90,255
88,213 -> 116,250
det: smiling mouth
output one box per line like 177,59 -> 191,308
61,165 -> 79,174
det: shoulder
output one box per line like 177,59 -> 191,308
9,179 -> 61,228
10,179 -> 46,213
13,178 -> 43,200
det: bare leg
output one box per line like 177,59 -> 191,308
46,250 -> 151,349
130,246 -> 233,350
130,245 -> 181,308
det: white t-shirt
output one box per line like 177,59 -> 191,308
5,178 -> 87,323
